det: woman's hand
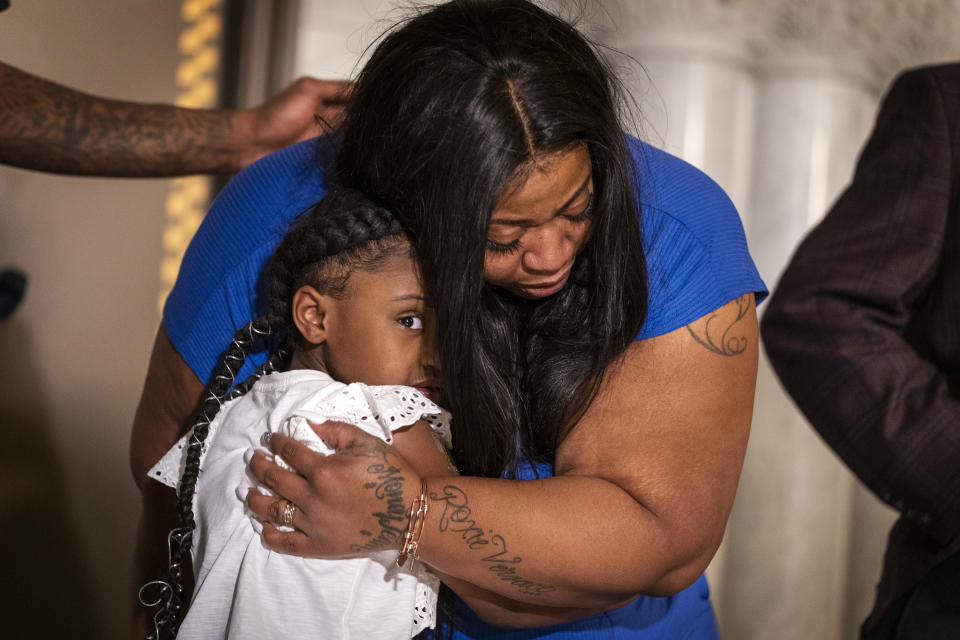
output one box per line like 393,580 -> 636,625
246,420 -> 423,558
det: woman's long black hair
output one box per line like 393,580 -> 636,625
140,191 -> 406,638
337,0 -> 648,478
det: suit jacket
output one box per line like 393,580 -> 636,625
761,63 -> 960,631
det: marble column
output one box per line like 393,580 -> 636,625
598,2 -> 758,213
713,36 -> 884,640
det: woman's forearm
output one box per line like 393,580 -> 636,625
416,474 -> 706,609
250,426 -> 715,609
433,569 -> 621,630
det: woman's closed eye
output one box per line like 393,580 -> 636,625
563,192 -> 595,224
485,192 -> 594,255
486,237 -> 522,255
398,315 -> 423,330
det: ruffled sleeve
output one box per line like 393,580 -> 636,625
279,383 -> 452,452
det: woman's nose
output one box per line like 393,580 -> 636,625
522,222 -> 576,274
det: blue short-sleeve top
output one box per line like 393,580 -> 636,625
165,136 -> 765,384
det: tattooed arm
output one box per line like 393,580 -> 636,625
0,62 -> 351,176
248,295 -> 758,626
424,295 -> 756,613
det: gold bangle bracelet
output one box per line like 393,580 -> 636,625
397,478 -> 429,568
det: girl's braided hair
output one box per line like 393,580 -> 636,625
140,189 -> 407,639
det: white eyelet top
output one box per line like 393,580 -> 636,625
149,369 -> 452,640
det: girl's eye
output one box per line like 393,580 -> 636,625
485,238 -> 521,255
564,192 -> 595,223
398,315 -> 423,330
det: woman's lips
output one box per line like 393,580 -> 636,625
517,271 -> 570,297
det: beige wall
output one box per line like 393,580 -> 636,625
0,3 -> 181,638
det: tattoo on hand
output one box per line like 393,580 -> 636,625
350,453 -> 408,553
431,485 -> 556,596
686,294 -> 752,356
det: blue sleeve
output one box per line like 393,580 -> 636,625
163,138 -> 331,384
631,138 -> 767,340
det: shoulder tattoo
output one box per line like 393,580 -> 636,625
685,294 -> 753,357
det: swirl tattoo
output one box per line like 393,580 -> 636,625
686,294 -> 752,356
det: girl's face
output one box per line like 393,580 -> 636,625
298,249 -> 442,402
483,145 -> 594,299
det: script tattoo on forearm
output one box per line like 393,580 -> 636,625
0,63 -> 233,176
351,452 -> 408,553
430,484 -> 556,596
686,294 -> 752,356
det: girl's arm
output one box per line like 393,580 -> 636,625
248,295 -> 758,624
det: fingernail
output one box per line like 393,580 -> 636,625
245,448 -> 274,464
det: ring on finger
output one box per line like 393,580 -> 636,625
280,500 -> 296,528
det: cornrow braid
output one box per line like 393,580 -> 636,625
267,191 -> 406,334
140,189 -> 409,638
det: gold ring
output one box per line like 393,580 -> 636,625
281,500 -> 296,527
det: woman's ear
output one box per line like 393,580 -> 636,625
291,285 -> 330,346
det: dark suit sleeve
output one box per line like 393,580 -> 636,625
761,66 -> 960,547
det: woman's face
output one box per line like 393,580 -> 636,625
483,145 -> 594,299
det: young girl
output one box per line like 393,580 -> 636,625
141,190 -> 456,639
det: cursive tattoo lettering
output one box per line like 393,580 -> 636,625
350,459 -> 408,553
430,484 -> 556,596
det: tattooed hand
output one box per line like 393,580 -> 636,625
245,420 -> 420,558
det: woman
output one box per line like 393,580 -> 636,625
131,1 -> 765,637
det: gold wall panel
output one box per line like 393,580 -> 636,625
158,0 -> 223,315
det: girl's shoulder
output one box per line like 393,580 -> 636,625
272,376 -> 453,450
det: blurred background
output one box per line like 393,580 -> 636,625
1,1 -> 958,638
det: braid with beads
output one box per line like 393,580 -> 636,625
140,190 -> 407,639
